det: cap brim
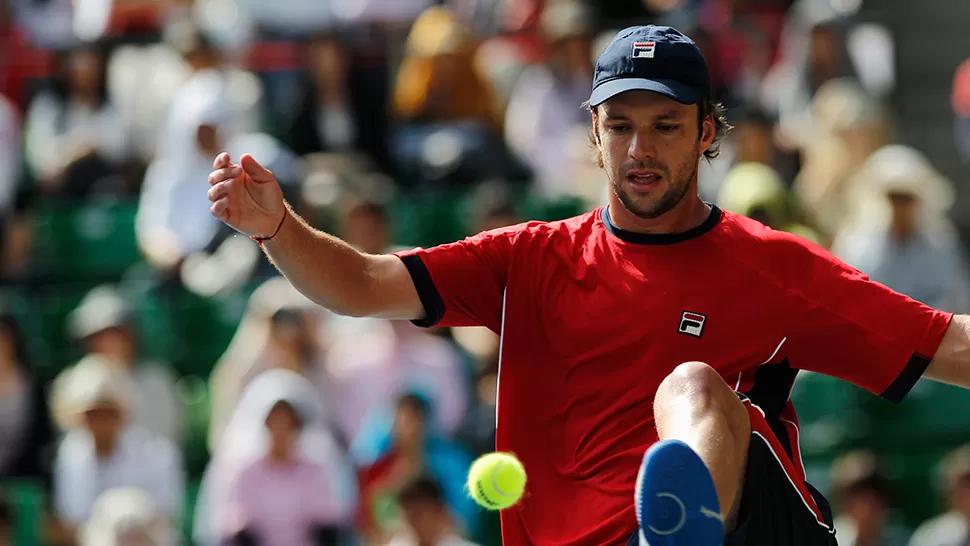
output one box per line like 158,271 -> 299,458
589,78 -> 701,107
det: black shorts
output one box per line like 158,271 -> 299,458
627,397 -> 839,546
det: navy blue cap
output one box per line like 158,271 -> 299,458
589,25 -> 711,107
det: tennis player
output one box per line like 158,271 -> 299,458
207,25 -> 970,546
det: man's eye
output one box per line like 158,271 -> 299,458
657,124 -> 680,133
607,124 -> 630,133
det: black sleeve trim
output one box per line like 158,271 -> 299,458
399,254 -> 446,328
879,352 -> 932,403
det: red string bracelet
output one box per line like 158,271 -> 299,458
250,210 -> 287,247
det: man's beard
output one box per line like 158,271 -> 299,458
611,153 -> 700,220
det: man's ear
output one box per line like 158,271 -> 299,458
591,112 -> 601,145
700,114 -> 715,152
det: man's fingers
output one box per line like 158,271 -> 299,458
213,152 -> 232,169
208,180 -> 232,202
208,166 -> 241,186
211,198 -> 229,220
240,153 -> 275,183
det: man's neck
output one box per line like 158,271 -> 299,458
607,195 -> 711,235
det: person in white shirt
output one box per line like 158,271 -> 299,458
61,285 -> 182,442
389,475 -> 481,546
136,24 -> 237,273
24,42 -> 129,196
51,355 -> 184,535
80,487 -> 176,546
909,446 -> 970,546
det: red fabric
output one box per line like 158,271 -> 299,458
0,23 -> 52,111
953,59 -> 970,117
356,450 -> 399,534
743,398 -> 831,530
397,209 -> 951,546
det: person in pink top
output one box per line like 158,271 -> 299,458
194,369 -> 357,546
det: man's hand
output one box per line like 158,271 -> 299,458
207,152 -> 285,238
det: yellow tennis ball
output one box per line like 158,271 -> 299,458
467,452 -> 527,510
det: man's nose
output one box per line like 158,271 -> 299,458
629,130 -> 657,162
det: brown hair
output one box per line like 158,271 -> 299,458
583,99 -> 732,168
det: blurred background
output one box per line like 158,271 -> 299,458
0,0 -> 970,544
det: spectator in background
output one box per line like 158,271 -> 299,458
0,310 -> 54,479
327,317 -> 469,450
285,33 -> 389,167
830,450 -> 909,546
832,145 -> 970,313
393,6 -> 499,129
792,79 -> 892,239
208,277 -> 332,451
456,360 -> 498,457
503,0 -> 593,198
389,475 -> 481,546
50,355 -> 183,535
195,369 -> 357,546
80,487 -> 175,546
356,393 -> 476,545
136,22 -> 237,276
717,162 -> 822,245
909,446 -> 970,546
63,285 -> 181,442
24,41 -> 130,198
763,8 -> 858,150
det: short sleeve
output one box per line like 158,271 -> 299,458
393,226 -> 520,331
781,240 -> 953,403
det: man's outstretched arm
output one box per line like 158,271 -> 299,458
207,152 -> 424,320
926,315 -> 970,387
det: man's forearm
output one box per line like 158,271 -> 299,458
261,204 -> 423,319
926,314 -> 970,387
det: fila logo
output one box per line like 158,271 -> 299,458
678,311 -> 706,338
632,41 -> 656,59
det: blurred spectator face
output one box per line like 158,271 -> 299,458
68,48 -> 104,99
887,190 -> 919,238
85,326 -> 136,368
842,488 -> 888,538
551,36 -> 593,82
400,496 -> 443,543
341,203 -> 389,255
309,36 -> 346,96
265,401 -> 301,460
83,402 -> 124,453
735,120 -> 773,165
393,396 -> 428,449
593,90 -> 713,220
477,370 -> 498,405
809,26 -> 842,83
268,309 -> 318,368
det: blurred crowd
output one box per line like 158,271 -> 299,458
1,0 -> 970,545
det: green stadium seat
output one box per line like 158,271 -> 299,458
182,480 -> 201,546
32,200 -> 141,283
790,372 -> 868,459
3,479 -> 46,546
865,379 -> 970,452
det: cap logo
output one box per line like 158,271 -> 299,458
632,41 -> 656,59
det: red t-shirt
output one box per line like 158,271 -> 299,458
395,206 -> 952,546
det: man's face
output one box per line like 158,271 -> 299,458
594,91 -> 712,219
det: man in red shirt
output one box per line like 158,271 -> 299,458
207,25 -> 970,546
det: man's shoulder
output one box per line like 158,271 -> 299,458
501,208 -> 602,246
717,210 -> 827,262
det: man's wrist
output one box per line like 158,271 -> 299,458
251,204 -> 288,246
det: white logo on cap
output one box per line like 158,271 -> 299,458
632,41 -> 656,59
